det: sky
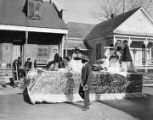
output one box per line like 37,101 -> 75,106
51,0 -> 153,24
53,0 -> 101,24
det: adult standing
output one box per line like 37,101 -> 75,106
72,47 -> 82,60
121,40 -> 134,72
79,55 -> 92,111
70,47 -> 83,72
12,59 -> 19,81
24,58 -> 32,76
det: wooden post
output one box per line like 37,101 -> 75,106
65,35 -> 68,57
24,31 -> 28,63
61,35 -> 65,58
144,39 -> 148,73
25,31 -> 28,44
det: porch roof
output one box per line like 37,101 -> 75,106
0,0 -> 67,34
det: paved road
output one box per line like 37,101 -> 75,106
0,87 -> 153,120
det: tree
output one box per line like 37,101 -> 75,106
93,0 -> 152,21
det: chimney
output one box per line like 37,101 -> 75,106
59,9 -> 64,19
111,13 -> 114,19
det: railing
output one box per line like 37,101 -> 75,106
134,59 -> 153,70
35,58 -> 47,67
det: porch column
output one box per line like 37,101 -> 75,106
61,35 -> 65,58
113,35 -> 116,45
23,31 -> 28,65
25,31 -> 28,44
59,35 -> 64,58
144,39 -> 149,73
65,35 -> 68,57
128,37 -> 132,47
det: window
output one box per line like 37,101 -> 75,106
96,43 -> 101,60
38,47 -> 48,57
28,0 -> 41,20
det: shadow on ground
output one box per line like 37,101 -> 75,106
65,102 -> 83,109
98,94 -> 153,120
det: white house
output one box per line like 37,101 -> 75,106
85,7 -> 153,72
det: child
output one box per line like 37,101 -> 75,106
79,55 -> 92,111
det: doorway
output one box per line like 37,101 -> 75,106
12,45 -> 22,62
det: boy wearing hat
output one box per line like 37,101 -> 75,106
79,55 -> 92,111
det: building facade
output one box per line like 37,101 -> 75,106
85,7 -> 153,71
64,22 -> 94,58
0,0 -> 68,68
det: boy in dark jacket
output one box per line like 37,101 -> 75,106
79,55 -> 92,111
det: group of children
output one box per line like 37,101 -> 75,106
101,40 -> 134,76
12,57 -> 32,81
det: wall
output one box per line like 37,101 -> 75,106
86,37 -> 105,64
24,44 -> 58,63
24,44 -> 38,63
1,43 -> 12,65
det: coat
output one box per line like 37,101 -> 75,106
54,53 -> 59,63
81,62 -> 92,86
121,45 -> 132,62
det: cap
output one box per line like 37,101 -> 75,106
75,46 -> 80,50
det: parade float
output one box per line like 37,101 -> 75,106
26,67 -> 143,104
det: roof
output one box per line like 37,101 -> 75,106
67,22 -> 95,38
64,22 -> 95,50
64,39 -> 87,50
0,0 -> 67,32
85,7 -> 140,41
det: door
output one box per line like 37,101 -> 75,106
12,45 -> 21,62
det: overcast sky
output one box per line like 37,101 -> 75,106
54,0 -> 101,24
52,0 -> 153,24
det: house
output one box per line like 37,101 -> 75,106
85,7 -> 153,71
0,0 -> 67,83
0,0 -> 67,67
64,22 -> 95,57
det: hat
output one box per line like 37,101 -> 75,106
75,47 -> 80,50
81,55 -> 89,61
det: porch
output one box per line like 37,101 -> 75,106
114,34 -> 153,72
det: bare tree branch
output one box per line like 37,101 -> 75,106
93,0 -> 152,21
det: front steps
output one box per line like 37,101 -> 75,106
0,68 -> 12,85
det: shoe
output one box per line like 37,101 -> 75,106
82,107 -> 89,111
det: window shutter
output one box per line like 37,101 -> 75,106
28,1 -> 35,18
38,47 -> 48,57
34,1 -> 41,19
28,0 -> 41,20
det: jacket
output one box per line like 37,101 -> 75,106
81,62 -> 92,86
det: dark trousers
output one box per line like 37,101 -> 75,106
79,85 -> 90,108
46,61 -> 54,69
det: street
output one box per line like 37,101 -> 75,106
0,86 -> 153,120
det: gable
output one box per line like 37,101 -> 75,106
85,7 -> 139,41
114,9 -> 153,37
0,0 -> 67,31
